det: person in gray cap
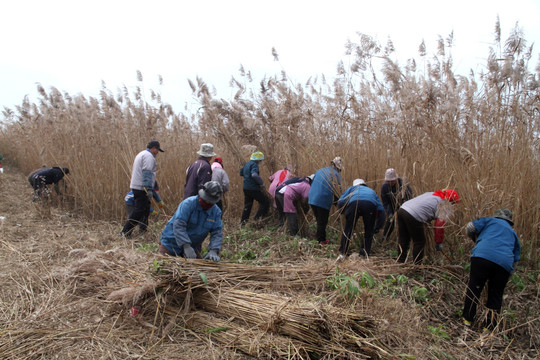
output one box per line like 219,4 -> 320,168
184,143 -> 216,199
159,181 -> 223,262
462,208 -> 521,332
121,140 -> 164,238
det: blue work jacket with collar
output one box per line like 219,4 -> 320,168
471,217 -> 521,274
338,184 -> 384,211
160,196 -> 223,255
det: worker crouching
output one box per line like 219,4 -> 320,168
159,181 -> 223,262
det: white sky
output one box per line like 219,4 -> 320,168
1,0 -> 539,115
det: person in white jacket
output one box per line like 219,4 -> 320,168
121,140 -> 164,237
211,157 -> 230,212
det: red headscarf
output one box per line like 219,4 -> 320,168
433,189 -> 459,203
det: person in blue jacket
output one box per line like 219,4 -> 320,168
308,157 -> 343,244
240,152 -> 269,225
159,181 -> 223,261
463,208 -> 521,331
337,179 -> 385,259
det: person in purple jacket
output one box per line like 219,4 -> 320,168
337,179 -> 385,259
184,143 -> 216,199
275,175 -> 313,236
462,208 -> 521,331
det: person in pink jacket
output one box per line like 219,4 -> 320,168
268,165 -> 293,226
275,176 -> 313,236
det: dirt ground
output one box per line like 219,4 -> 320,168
0,164 -> 538,360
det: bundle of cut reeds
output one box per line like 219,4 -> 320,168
153,258 -> 335,292
148,259 -> 387,358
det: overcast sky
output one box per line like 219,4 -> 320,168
1,0 -> 539,115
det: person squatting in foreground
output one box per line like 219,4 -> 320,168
28,166 -> 70,201
337,179 -> 385,260
159,181 -> 223,262
396,189 -> 459,264
462,208 -> 521,331
308,157 -> 343,245
121,140 -> 164,237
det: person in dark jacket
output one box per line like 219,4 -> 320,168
240,151 -> 269,225
337,179 -> 385,259
380,168 -> 413,242
184,143 -> 216,199
28,166 -> 70,201
462,208 -> 521,331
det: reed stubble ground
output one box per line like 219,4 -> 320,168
0,165 -> 538,359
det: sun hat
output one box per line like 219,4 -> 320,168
385,168 -> 398,181
147,140 -> 165,152
353,178 -> 365,186
250,152 -> 264,161
198,181 -> 223,204
197,143 -> 217,157
493,208 -> 514,226
331,157 -> 343,171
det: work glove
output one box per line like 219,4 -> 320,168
435,243 -> 443,251
203,249 -> 220,262
183,244 -> 197,259
150,209 -> 159,217
145,189 -> 153,200
158,201 -> 165,208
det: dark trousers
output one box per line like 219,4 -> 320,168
274,192 -> 286,227
122,189 -> 150,236
285,213 -> 299,236
241,189 -> 269,225
311,205 -> 330,243
463,257 -> 511,329
396,208 -> 426,263
215,200 -> 223,212
339,200 -> 378,255
382,210 -> 395,240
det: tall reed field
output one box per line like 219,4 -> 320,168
1,23 -> 539,265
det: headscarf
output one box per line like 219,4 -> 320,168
433,189 -> 459,203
